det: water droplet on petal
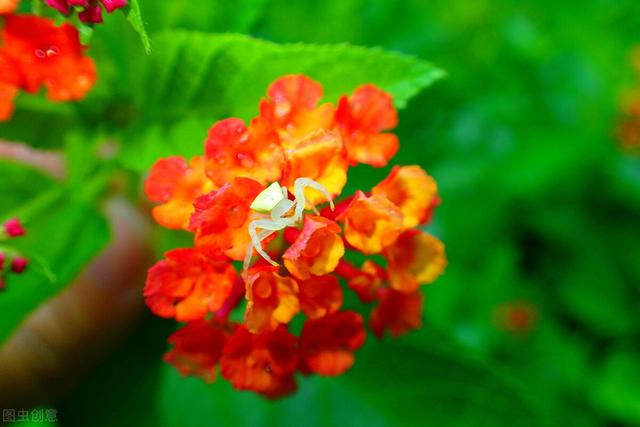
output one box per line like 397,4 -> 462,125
34,49 -> 46,59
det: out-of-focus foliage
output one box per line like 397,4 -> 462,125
2,0 -> 640,426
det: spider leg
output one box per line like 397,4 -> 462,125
293,177 -> 335,222
247,219 -> 287,267
271,198 -> 295,221
243,228 -> 277,271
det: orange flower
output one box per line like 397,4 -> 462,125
283,216 -> 344,280
335,84 -> 398,166
144,248 -> 237,322
298,274 -> 343,319
493,301 -> 538,335
220,326 -> 298,398
1,15 -> 96,101
346,260 -> 387,303
144,156 -> 214,230
0,0 -> 18,14
204,117 -> 285,186
337,191 -> 403,254
384,230 -> 446,293
281,130 -> 348,206
370,288 -> 422,338
164,319 -> 233,383
189,177 -> 264,260
299,311 -> 365,376
259,74 -> 334,147
372,166 -> 438,228
244,266 -> 299,333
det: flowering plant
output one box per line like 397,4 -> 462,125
143,74 -> 446,397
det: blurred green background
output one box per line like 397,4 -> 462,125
3,0 -> 640,426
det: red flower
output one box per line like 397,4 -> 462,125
144,156 -> 214,230
346,260 -> 387,304
298,274 -> 343,319
260,74 -> 335,147
493,301 -> 538,335
144,248 -> 237,321
205,118 -> 285,187
370,288 -> 422,338
299,311 -> 366,376
220,326 -> 298,398
0,51 -> 21,120
335,84 -> 398,166
244,266 -> 299,333
283,215 -> 344,280
1,15 -> 96,102
189,177 -> 264,261
164,319 -> 233,383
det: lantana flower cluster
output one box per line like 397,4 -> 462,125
0,11 -> 97,121
0,217 -> 28,290
144,75 -> 446,398
45,0 -> 128,24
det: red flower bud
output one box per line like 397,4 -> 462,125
3,218 -> 25,238
11,257 -> 28,273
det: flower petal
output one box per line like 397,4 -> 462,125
205,117 -> 285,186
384,230 -> 447,293
337,191 -> 403,254
283,216 -> 344,280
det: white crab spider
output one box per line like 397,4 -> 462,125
243,177 -> 335,271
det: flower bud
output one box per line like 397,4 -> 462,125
3,218 -> 25,238
11,257 -> 28,274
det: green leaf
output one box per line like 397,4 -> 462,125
141,31 -> 443,121
65,132 -> 97,191
122,0 -> 151,53
592,349 -> 640,424
0,199 -> 110,344
0,160 -> 55,217
123,32 -> 443,172
142,0 -> 268,33
119,116 -> 208,172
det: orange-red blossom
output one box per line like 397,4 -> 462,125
0,14 -> 97,121
144,74 -> 446,398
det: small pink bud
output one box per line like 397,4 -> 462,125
0,252 -> 4,269
101,0 -> 128,13
3,218 -> 25,238
11,257 -> 28,274
79,5 -> 104,23
44,0 -> 70,14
